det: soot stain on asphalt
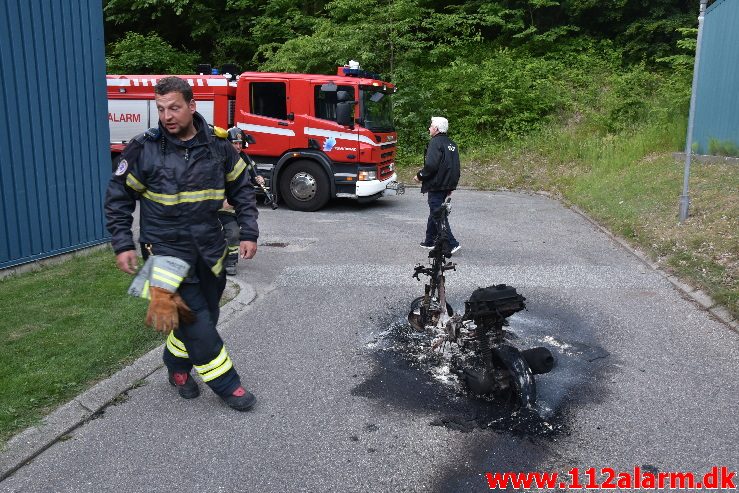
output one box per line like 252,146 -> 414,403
354,323 -> 569,439
353,299 -> 613,440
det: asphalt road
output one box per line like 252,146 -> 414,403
1,189 -> 737,492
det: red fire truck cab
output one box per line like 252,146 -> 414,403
107,64 -> 404,211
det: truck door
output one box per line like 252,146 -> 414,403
309,84 -> 360,164
237,80 -> 293,157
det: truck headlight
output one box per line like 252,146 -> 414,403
358,170 -> 377,181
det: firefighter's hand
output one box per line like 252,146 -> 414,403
240,240 -> 257,260
116,250 -> 138,275
146,287 -> 183,334
413,175 -> 420,183
255,175 -> 265,187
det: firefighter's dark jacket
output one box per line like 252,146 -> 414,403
416,133 -> 460,193
105,112 -> 258,277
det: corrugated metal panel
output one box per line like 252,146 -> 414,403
0,0 -> 110,269
693,0 -> 739,154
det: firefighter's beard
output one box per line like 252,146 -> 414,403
162,119 -> 196,140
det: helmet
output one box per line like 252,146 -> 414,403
227,127 -> 244,144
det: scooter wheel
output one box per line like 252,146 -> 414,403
492,344 -> 537,409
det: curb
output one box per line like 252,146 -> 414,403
562,200 -> 738,333
0,277 -> 256,482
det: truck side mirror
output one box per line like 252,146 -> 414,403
336,101 -> 355,127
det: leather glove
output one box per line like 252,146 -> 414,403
145,287 -> 196,333
146,287 -> 180,333
129,256 -> 193,333
173,293 -> 196,325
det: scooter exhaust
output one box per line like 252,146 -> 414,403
521,347 -> 555,375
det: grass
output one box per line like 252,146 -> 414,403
0,248 -> 161,446
398,115 -> 738,319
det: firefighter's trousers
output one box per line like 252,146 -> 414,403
163,258 -> 241,396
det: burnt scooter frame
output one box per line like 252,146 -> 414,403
409,196 -> 456,331
408,197 -> 554,409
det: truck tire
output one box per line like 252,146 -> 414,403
279,160 -> 330,211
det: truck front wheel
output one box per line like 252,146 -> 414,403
279,160 -> 330,211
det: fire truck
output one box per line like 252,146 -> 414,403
107,63 -> 404,211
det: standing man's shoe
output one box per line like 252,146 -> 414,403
168,371 -> 200,399
419,242 -> 434,249
222,386 -> 256,411
450,245 -> 461,254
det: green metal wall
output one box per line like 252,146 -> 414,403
0,0 -> 110,269
692,0 -> 739,154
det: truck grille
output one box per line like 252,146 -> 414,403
379,160 -> 395,180
378,142 -> 396,180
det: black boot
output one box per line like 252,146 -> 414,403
221,386 -> 256,411
168,371 -> 200,399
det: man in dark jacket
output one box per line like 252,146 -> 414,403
414,116 -> 461,253
105,76 -> 258,411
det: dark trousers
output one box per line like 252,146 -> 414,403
163,257 -> 241,396
424,190 -> 458,247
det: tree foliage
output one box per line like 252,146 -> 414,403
103,0 -> 698,153
106,32 -> 198,73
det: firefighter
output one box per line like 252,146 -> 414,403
105,76 -> 258,411
226,127 -> 265,186
219,127 -> 265,275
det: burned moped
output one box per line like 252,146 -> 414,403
408,197 -> 554,408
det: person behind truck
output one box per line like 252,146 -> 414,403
105,76 -> 259,412
413,116 -> 461,254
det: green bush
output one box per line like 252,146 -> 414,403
394,44 -> 596,156
106,32 -> 198,74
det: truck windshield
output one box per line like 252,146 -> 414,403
360,89 -> 394,132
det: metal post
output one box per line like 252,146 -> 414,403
680,0 -> 709,222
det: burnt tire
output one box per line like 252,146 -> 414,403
279,160 -> 330,211
408,296 -> 453,329
491,344 -> 536,409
